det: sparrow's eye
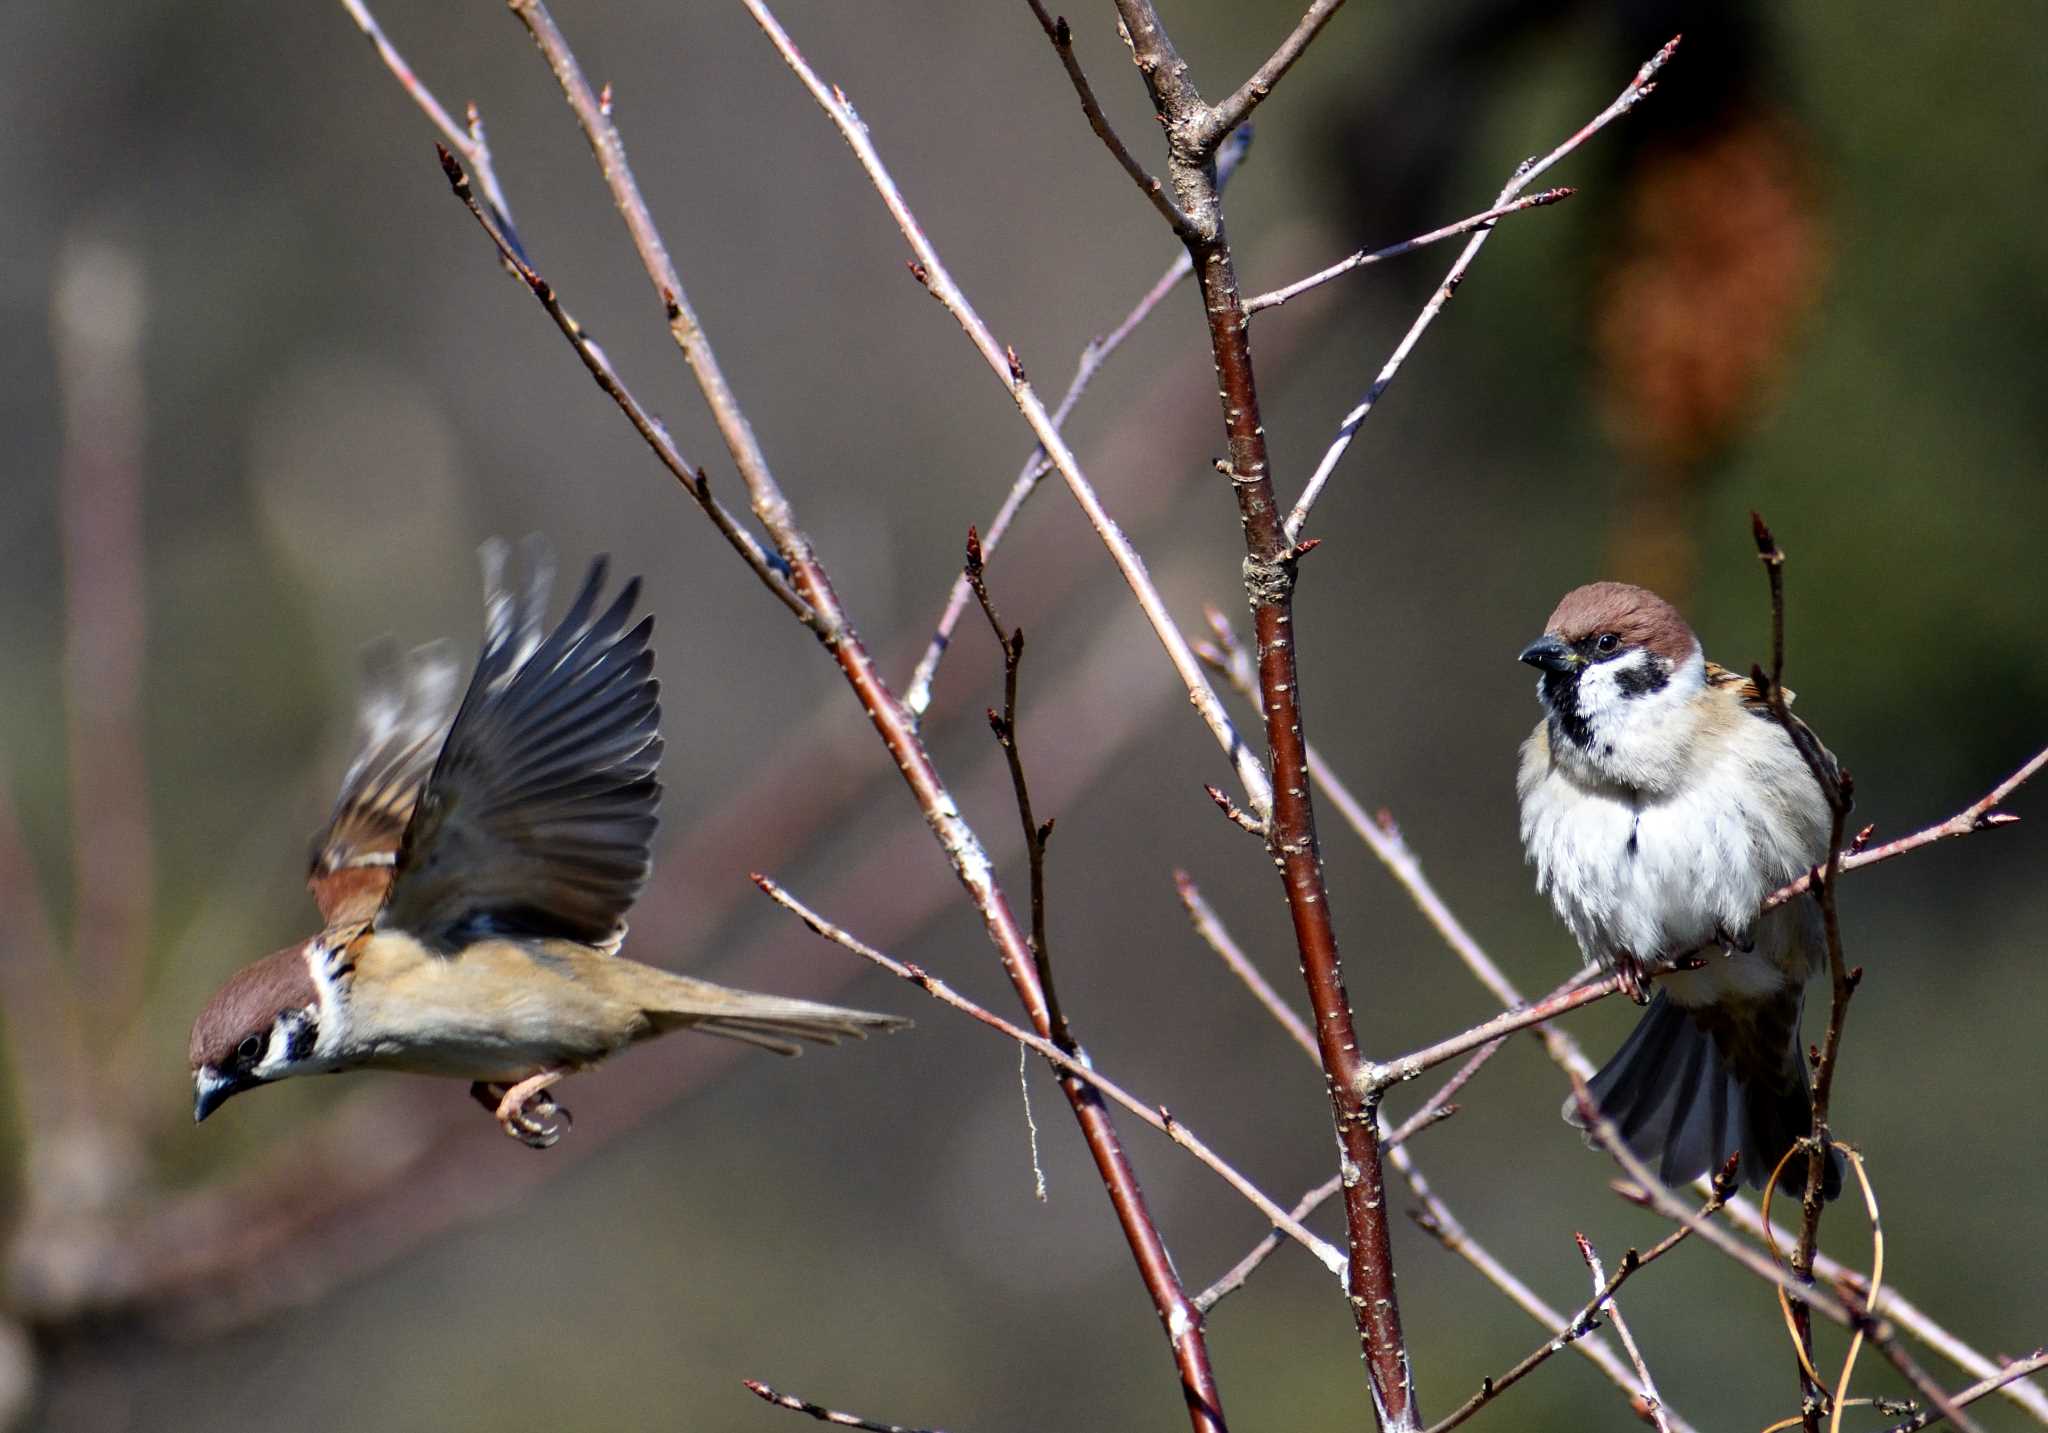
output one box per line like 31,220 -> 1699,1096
236,1035 -> 264,1064
1593,632 -> 1621,656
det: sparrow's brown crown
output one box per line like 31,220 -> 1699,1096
188,943 -> 317,1071
1544,582 -> 1697,665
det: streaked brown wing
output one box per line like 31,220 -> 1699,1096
1703,659 -> 1785,708
308,637 -> 462,926
1705,661 -> 1844,791
377,541 -> 661,952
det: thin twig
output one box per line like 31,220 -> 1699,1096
335,0 -> 522,255
1026,0 -> 1189,234
743,1379 -> 947,1433
434,148 -> 813,625
1751,513 -> 1857,1433
1189,1046 -> 1488,1318
902,127 -> 1250,723
752,875 -> 1345,1279
963,529 -> 1069,1048
1244,188 -> 1575,315
1173,871 -> 1312,1057
1878,1350 -> 2048,1433
1406,1152 -> 1709,1433
742,0 -> 1272,830
1569,1077 -> 1854,1327
1363,966 -> 1631,1094
1578,1234 -> 1671,1433
1283,35 -> 1680,543
1201,0 -> 1348,145
1760,744 -> 2043,912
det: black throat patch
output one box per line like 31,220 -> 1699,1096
1540,670 -> 1592,749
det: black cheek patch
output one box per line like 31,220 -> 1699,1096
1614,655 -> 1672,699
282,1011 -> 319,1063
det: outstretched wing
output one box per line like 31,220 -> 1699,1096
377,540 -> 662,951
308,637 -> 462,927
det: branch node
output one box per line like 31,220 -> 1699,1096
1204,784 -> 1266,837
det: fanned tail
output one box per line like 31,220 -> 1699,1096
1565,989 -> 1842,1200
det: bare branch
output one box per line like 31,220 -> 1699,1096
433,146 -> 814,626
744,1379 -> 947,1433
1174,879 -> 1676,1425
1751,512 -> 1858,1432
1878,1350 -> 2048,1433
1103,0 -> 1420,1411
1405,1148 -> 1708,1433
1569,1077 -> 1855,1327
335,0 -> 522,254
1363,966 -> 1620,1094
752,875 -> 1346,1280
739,0 -> 1273,826
901,127 -> 1250,722
1244,188 -> 1574,315
1578,1234 -> 1671,1433
1025,0 -> 1190,234
1203,0 -> 1348,145
1285,36 -> 1680,543
1761,743 -> 2044,911
1173,872 -> 1312,1058
963,530 -> 1068,1048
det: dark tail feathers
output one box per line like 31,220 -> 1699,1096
1565,990 -> 1842,1200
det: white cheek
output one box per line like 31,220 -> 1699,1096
252,1021 -> 295,1079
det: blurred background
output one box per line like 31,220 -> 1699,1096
3,1 -> 2043,1429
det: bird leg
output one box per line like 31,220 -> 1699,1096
470,1072 -> 574,1149
1613,948 -> 1653,1005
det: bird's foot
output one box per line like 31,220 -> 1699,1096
472,1073 -> 573,1149
1614,949 -> 1652,1005
1714,922 -> 1757,954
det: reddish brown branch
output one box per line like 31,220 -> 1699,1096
1107,3 -> 1414,1415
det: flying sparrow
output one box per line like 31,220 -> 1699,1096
1516,581 -> 1841,1196
189,539 -> 907,1147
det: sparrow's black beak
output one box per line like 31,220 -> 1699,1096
1518,634 -> 1579,675
193,1066 -> 240,1124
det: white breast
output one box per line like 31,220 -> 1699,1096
1517,709 -> 1829,1005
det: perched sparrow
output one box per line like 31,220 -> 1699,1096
1516,581 -> 1841,1196
189,539 -> 907,1147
